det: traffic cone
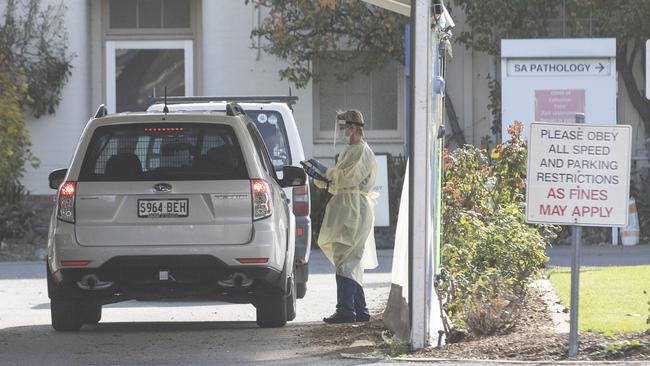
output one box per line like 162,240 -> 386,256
621,197 -> 640,246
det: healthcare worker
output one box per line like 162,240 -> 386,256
307,109 -> 378,324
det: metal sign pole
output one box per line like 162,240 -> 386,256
568,224 -> 582,357
568,112 -> 585,357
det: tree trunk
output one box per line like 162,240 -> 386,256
617,45 -> 650,135
444,95 -> 466,146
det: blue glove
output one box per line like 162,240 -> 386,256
308,159 -> 328,175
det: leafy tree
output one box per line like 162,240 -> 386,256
245,0 -> 408,88
451,1 -> 563,141
591,0 -> 650,139
0,61 -> 35,240
0,59 -> 31,185
452,0 -> 650,142
0,0 -> 72,240
0,0 -> 73,117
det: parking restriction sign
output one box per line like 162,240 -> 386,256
526,122 -> 632,226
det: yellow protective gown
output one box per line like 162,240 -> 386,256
315,139 -> 378,283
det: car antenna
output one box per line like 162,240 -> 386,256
163,86 -> 169,114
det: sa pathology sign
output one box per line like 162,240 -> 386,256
526,123 -> 632,226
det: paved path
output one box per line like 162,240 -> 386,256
0,250 -> 393,366
545,244 -> 650,267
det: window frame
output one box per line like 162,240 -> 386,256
104,0 -> 195,36
313,57 -> 405,144
105,40 -> 194,113
78,123 -> 249,182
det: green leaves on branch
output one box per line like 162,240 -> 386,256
0,0 -> 66,240
0,63 -> 36,241
451,0 -> 650,140
245,0 -> 407,88
0,0 -> 73,118
440,122 -> 559,336
452,1 -> 561,57
0,64 -> 34,185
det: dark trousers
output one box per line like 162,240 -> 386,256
335,274 -> 369,318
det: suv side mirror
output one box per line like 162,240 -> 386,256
280,166 -> 306,187
49,169 -> 68,190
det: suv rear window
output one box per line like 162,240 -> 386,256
246,110 -> 291,170
79,123 -> 248,181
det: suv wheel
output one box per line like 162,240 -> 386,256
255,294 -> 287,328
51,298 -> 82,331
296,282 -> 307,299
286,277 -> 296,321
81,303 -> 102,324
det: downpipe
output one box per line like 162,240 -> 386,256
77,274 -> 113,290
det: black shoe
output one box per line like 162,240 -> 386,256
356,314 -> 371,322
323,311 -> 355,324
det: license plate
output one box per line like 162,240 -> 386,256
138,199 -> 188,218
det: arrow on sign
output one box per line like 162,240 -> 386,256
596,62 -> 605,72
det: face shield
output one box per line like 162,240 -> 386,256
333,117 -> 348,149
333,110 -> 364,148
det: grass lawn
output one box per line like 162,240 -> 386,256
549,265 -> 650,333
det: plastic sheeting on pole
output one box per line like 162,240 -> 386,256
383,161 -> 410,340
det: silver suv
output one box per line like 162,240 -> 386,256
147,96 -> 311,299
46,103 -> 307,331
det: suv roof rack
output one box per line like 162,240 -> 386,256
226,102 -> 245,117
149,95 -> 299,107
94,104 -> 108,118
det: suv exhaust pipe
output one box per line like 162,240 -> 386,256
218,272 -> 253,288
77,274 -> 113,290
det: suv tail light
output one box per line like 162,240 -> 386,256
57,181 -> 76,223
251,179 -> 272,220
292,184 -> 310,216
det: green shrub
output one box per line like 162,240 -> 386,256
595,340 -> 643,358
439,121 -> 558,336
0,62 -> 36,241
0,181 -> 34,240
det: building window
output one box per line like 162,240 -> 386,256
102,0 -> 197,113
315,57 -> 403,142
109,0 -> 191,30
106,41 -> 194,113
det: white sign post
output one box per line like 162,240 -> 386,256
526,122 -> 632,226
526,118 -> 632,357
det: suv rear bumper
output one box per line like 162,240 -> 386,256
48,220 -> 291,303
49,254 -> 286,304
50,221 -> 286,272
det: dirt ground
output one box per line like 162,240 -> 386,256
306,285 -> 650,362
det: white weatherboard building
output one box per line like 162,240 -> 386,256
23,0 -> 408,195
21,0 -> 650,194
